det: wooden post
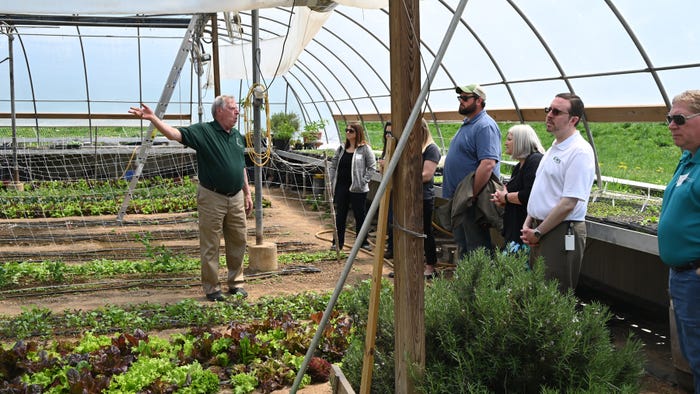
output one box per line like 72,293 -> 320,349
359,135 -> 395,394
389,0 -> 425,392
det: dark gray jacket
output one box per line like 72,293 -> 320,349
329,144 -> 377,193
437,171 -> 504,232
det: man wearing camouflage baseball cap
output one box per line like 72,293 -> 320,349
443,83 -> 502,258
456,84 -> 487,100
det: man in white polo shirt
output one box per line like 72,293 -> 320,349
521,93 -> 595,292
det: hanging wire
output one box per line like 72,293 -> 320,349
260,1 -> 296,93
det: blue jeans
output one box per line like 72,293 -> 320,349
452,205 -> 492,260
669,268 -> 700,393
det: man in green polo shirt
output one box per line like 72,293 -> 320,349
130,95 -> 253,302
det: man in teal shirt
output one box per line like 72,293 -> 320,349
658,89 -> 700,393
130,95 -> 253,302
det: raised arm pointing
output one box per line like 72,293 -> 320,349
128,103 -> 182,143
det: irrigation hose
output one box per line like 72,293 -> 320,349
0,266 -> 326,299
432,219 -> 453,237
314,228 -> 394,268
313,220 -> 454,269
0,277 -> 202,299
243,83 -> 272,167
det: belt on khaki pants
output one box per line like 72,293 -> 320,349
201,183 -> 238,197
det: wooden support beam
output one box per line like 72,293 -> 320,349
359,136 -> 394,394
389,0 -> 425,393
333,105 -> 669,124
5,106 -> 666,124
0,112 -> 190,120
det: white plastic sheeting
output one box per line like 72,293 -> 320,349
211,7 -> 332,81
0,0 -> 387,15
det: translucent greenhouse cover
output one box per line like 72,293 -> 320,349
1,0 -> 699,144
0,0 -> 386,15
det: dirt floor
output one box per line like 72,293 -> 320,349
0,187 -> 383,316
0,186 -> 691,393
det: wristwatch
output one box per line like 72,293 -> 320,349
533,228 -> 542,240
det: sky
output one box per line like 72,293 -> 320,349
0,0 -> 699,136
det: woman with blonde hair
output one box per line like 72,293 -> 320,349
329,122 -> 377,250
386,119 -> 441,278
378,121 -> 396,258
419,119 -> 441,277
491,124 -> 544,251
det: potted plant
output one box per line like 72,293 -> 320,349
302,120 -> 327,149
270,112 -> 300,150
291,137 -> 303,150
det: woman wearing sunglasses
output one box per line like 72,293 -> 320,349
328,122 -> 377,251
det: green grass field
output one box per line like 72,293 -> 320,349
0,126 -> 147,139
355,120 -> 677,186
1,119 -> 679,186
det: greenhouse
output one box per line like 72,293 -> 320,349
1,1 -> 699,393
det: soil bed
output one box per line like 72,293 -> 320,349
0,186 -> 686,393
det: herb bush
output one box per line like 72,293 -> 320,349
340,250 -> 645,393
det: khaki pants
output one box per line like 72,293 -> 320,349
197,186 -> 247,295
529,220 -> 586,293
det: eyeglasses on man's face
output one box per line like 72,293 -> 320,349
544,107 -> 569,116
666,113 -> 700,126
457,95 -> 477,102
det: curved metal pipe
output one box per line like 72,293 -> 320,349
301,28 -> 385,113
213,33 -> 339,142
294,56 -> 369,142
507,0 -> 601,187
225,14 -> 368,143
604,0 -> 670,109
280,76 -> 315,129
15,32 -> 40,144
235,10 -> 381,141
438,0 -> 524,123
137,26 -> 145,139
333,6 -> 458,144
285,70 -> 339,140
75,26 -> 93,144
286,65 -> 344,138
299,7 -> 456,145
230,8 -> 453,147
